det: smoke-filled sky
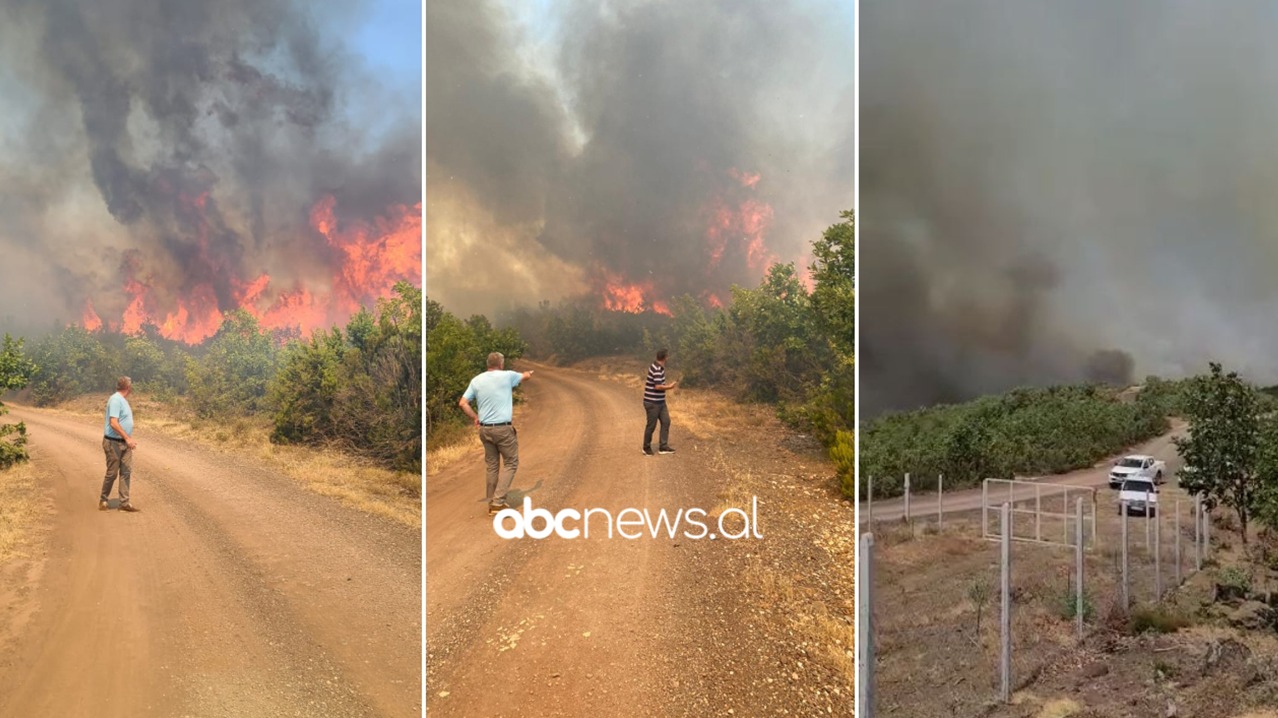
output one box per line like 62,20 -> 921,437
862,0 -> 1278,416
0,0 -> 421,343
425,0 -> 855,318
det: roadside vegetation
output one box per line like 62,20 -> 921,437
860,379 -> 1190,498
1,283 -> 422,522
426,210 -> 855,498
0,334 -> 36,469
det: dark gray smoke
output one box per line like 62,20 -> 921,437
425,0 -> 854,317
862,0 -> 1278,416
0,0 -> 420,339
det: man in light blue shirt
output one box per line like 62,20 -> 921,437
459,352 -> 534,514
101,376 -> 140,512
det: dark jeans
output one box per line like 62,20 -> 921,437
643,402 -> 670,450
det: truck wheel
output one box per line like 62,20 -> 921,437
1156,471 -> 1163,484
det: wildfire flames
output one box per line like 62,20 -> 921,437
599,270 -> 673,316
592,167 -> 782,316
82,196 -> 421,344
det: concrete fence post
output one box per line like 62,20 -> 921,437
904,473 -> 911,524
1154,499 -> 1162,600
1175,496 -> 1182,586
1194,494 -> 1202,572
1000,502 -> 1012,704
1121,500 -> 1130,610
857,532 -> 874,718
1075,497 -> 1085,642
866,476 -> 873,532
937,474 -> 944,530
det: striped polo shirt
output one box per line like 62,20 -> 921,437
644,361 -> 667,404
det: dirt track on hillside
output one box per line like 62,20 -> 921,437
426,362 -> 855,717
866,421 -> 1189,524
0,407 -> 421,717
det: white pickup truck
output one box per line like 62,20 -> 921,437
1108,454 -> 1166,489
1118,476 -> 1159,516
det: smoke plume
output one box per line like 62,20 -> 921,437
0,0 -> 421,343
862,0 -> 1278,416
425,0 -> 854,318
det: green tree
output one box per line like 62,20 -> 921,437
269,328 -> 345,444
27,325 -> 119,405
0,334 -> 37,468
727,262 -> 829,403
1174,363 -> 1263,544
810,209 -> 855,357
271,283 -> 423,474
186,310 -> 278,417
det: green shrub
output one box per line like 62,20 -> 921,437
1055,586 -> 1095,622
860,383 -> 1173,497
1218,565 -> 1252,594
273,282 -> 423,474
185,310 -> 279,417
0,334 -> 35,468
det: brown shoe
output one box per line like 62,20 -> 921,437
487,501 -> 508,516
99,500 -> 109,511
119,503 -> 141,513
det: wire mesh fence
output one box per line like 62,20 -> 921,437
858,474 -> 1211,718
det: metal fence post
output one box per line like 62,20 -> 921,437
1121,500 -> 1129,610
857,532 -> 874,718
867,475 -> 873,532
1091,491 -> 1097,547
1000,502 -> 1012,703
937,474 -> 944,530
1154,499 -> 1162,600
1194,494 -> 1202,571
1175,496 -> 1182,586
1203,502 -> 1211,561
982,480 -> 989,538
904,473 -> 911,524
1144,491 -> 1152,551
1075,497 -> 1084,642
1035,484 -> 1042,542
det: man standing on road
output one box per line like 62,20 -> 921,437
459,352 -> 534,515
643,348 -> 677,456
101,376 -> 140,512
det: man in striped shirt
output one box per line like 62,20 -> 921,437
642,348 -> 678,456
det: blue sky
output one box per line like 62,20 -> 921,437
350,0 -> 422,102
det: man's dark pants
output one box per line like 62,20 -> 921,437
100,437 -> 132,505
479,424 -> 519,505
643,401 -> 670,450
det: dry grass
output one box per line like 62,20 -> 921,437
50,393 -> 421,528
750,562 -> 856,686
705,440 -> 855,688
426,432 -> 480,474
0,461 -> 43,562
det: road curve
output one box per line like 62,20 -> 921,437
0,405 -> 421,717
426,362 -> 785,717
865,423 -> 1187,524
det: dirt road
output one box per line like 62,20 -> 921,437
866,422 -> 1188,524
0,406 -> 421,717
426,363 -> 855,717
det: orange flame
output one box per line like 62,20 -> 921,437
82,300 -> 103,331
705,169 -> 777,275
89,196 -> 421,344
